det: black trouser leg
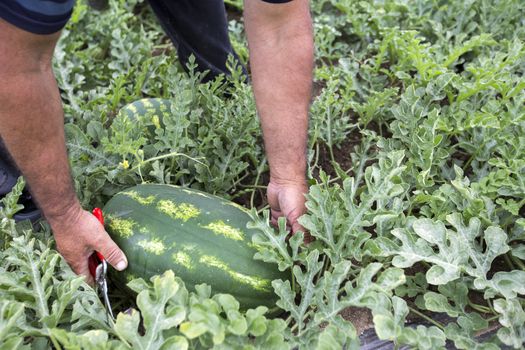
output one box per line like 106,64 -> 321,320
146,0 -> 247,82
0,140 -> 41,222
0,140 -> 19,197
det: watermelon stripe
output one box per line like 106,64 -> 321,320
157,200 -> 200,222
199,255 -> 271,292
122,190 -> 156,205
172,251 -> 193,270
138,238 -> 166,255
108,216 -> 135,238
201,220 -> 244,241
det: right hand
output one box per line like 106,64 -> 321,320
48,207 -> 128,285
267,179 -> 313,243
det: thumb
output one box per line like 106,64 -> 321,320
95,233 -> 128,271
291,216 -> 314,243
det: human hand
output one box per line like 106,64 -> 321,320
48,207 -> 128,285
267,179 -> 312,243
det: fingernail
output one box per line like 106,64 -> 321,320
116,260 -> 128,271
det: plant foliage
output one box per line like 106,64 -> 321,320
1,0 -> 524,348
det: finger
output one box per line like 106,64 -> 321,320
80,265 -> 95,286
72,254 -> 95,286
291,220 -> 305,235
94,233 -> 128,271
270,206 -> 284,226
287,216 -> 310,241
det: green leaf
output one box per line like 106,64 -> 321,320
114,271 -> 186,349
0,300 -> 27,350
424,292 -> 460,317
313,324 -> 352,350
445,315 -> 499,350
388,214 -> 509,286
373,296 -> 446,349
245,307 -> 268,337
511,244 -> 525,260
159,336 -> 188,350
373,296 -> 408,340
249,210 -> 302,271
300,151 -> 407,264
274,250 -> 323,332
51,328 -> 122,350
398,325 -> 447,350
494,298 -> 525,348
474,270 -> 525,299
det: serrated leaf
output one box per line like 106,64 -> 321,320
114,271 -> 186,349
274,250 -> 323,332
249,210 -> 299,271
424,292 -> 460,317
0,300 -> 27,349
300,151 -> 407,264
494,298 -> 525,348
51,328 -> 122,350
474,270 -> 525,299
445,316 -> 499,350
388,214 -> 510,287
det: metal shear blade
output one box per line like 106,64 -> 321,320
95,259 -> 114,320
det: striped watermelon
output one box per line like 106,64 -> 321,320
103,184 -> 288,310
117,98 -> 170,137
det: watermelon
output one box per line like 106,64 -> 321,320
103,184 -> 288,310
117,98 -> 169,137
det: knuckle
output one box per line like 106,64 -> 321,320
103,245 -> 122,263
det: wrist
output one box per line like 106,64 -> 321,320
45,199 -> 83,230
269,163 -> 307,186
269,174 -> 307,187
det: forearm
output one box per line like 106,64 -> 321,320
244,0 -> 314,183
0,26 -> 80,222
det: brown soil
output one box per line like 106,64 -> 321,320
340,306 -> 374,335
312,133 -> 362,184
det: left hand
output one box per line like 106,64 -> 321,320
267,179 -> 312,242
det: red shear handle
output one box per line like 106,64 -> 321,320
88,208 -> 106,277
93,207 -> 105,225
92,208 -> 105,261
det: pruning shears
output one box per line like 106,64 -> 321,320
88,208 -> 115,321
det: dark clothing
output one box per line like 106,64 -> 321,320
0,0 -> 76,35
0,0 -> 292,79
0,0 -> 292,35
147,0 -> 243,81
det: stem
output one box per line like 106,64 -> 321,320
486,315 -> 500,322
503,252 -> 516,271
285,315 -> 293,325
511,254 -> 525,271
241,184 -> 267,189
468,301 -> 492,314
408,307 -> 445,330
294,309 -> 316,335
250,159 -> 266,209
312,143 -> 320,170
292,269 -> 296,294
329,144 -> 336,165
314,255 -> 328,284
256,204 -> 270,214
49,335 -> 62,350
487,298 -> 495,314
131,152 -> 208,173
232,172 -> 250,187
